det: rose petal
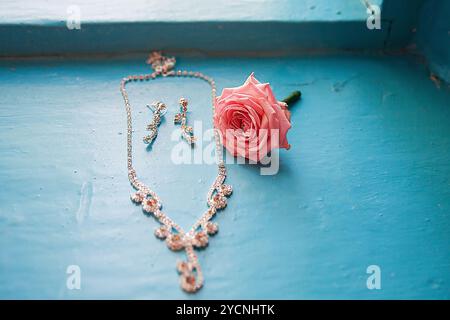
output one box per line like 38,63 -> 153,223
214,73 -> 292,162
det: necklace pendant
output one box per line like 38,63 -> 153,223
152,225 -> 205,292
122,52 -> 231,293
177,247 -> 203,293
129,183 -> 232,293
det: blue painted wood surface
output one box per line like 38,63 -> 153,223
414,0 -> 450,83
1,0 -> 419,56
0,0 -> 382,23
0,54 -> 449,299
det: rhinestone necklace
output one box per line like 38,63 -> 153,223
120,52 -> 232,293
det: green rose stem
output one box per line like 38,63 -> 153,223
282,90 -> 302,107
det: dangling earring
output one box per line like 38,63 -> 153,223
143,101 -> 166,144
174,97 -> 195,145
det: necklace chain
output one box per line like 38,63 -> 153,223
120,52 -> 231,292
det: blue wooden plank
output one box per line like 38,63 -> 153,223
380,0 -> 424,48
1,0 -> 381,23
0,54 -> 449,299
1,0 -> 421,56
0,21 -> 391,57
414,0 -> 450,82
0,0 -> 423,56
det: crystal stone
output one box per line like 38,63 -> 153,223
166,234 -> 185,251
130,191 -> 146,203
154,226 -> 169,239
205,222 -> 219,235
176,260 -> 191,274
180,273 -> 197,293
212,194 -> 227,209
142,198 -> 159,213
220,184 -> 233,197
174,113 -> 182,124
192,231 -> 209,248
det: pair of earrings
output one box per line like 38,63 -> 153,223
143,98 -> 196,145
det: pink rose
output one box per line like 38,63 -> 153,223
214,73 -> 291,162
